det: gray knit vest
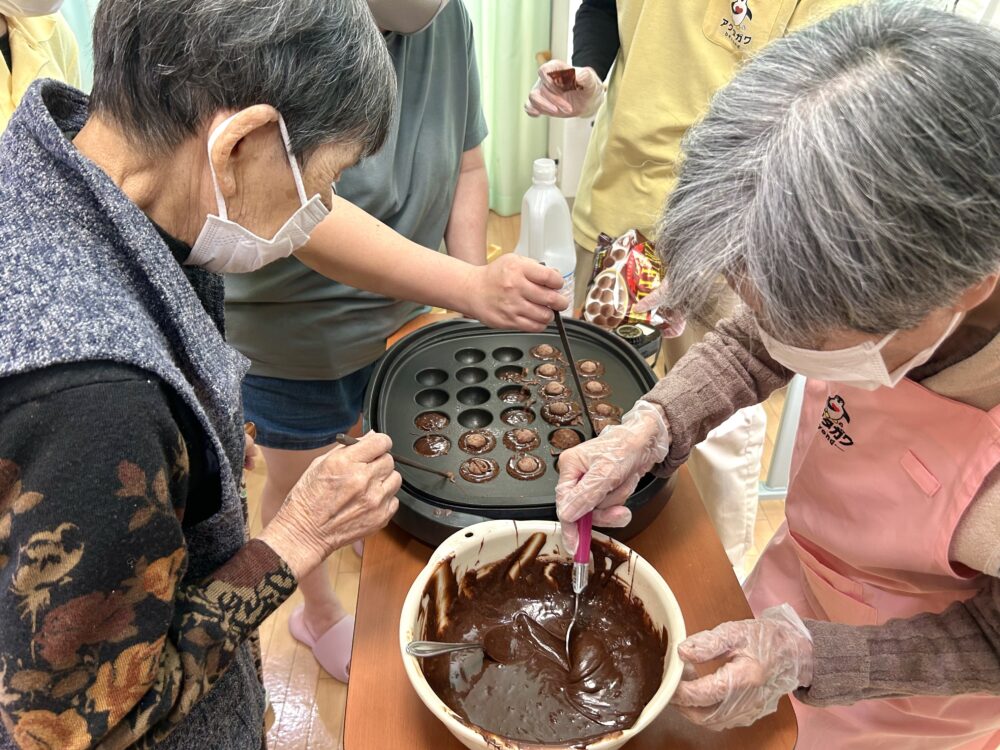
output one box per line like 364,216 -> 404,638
0,81 -> 263,749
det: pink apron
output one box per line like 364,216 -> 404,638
744,378 -> 1000,749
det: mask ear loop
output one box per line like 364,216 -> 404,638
205,112 -> 242,222
277,116 -> 309,207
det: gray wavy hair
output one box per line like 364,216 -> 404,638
658,2 -> 1000,345
90,0 -> 396,159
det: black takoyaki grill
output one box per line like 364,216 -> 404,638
363,318 -> 674,547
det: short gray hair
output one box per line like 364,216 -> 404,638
90,0 -> 396,159
658,2 -> 1000,344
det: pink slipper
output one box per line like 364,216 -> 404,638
288,605 -> 355,683
352,539 -> 364,558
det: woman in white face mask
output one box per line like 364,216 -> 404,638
555,4 -> 1000,749
0,0 -> 80,131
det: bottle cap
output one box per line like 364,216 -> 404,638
533,158 -> 558,185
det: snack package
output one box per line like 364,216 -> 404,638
582,230 -> 686,338
547,67 -> 583,92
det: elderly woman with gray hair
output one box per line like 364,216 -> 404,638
555,3 -> 1000,748
0,0 -> 410,748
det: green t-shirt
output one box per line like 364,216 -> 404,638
224,0 -> 487,380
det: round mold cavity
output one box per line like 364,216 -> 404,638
497,385 -> 530,404
548,428 -> 586,450
457,386 -> 490,406
415,368 -> 448,386
454,348 -> 486,365
492,346 -> 524,363
501,407 -> 537,426
458,409 -> 493,429
415,388 -> 449,408
455,367 -> 488,385
495,365 -> 525,381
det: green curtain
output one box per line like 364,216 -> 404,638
59,0 -> 98,91
465,0 -> 551,216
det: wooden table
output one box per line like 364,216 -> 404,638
344,467 -> 798,749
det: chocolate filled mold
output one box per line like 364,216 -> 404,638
593,415 -> 622,434
459,457 -> 500,483
529,343 -> 561,361
581,379 -> 612,400
542,400 -> 583,426
498,385 -> 531,404
414,411 -> 450,431
534,362 -> 564,381
496,365 -> 527,382
588,401 -> 623,418
549,428 -> 584,450
503,428 -> 541,452
501,407 -> 536,426
506,453 -> 546,480
455,367 -> 488,384
539,380 -> 571,400
458,429 -> 496,455
413,434 -> 451,458
575,359 -> 605,377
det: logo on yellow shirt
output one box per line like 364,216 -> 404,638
732,0 -> 753,25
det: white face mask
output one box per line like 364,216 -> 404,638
367,0 -> 450,34
757,312 -> 964,391
185,114 -> 330,274
0,0 -> 63,16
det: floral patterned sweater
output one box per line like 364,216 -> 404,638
0,361 -> 296,749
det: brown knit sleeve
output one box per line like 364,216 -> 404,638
644,306 -> 793,474
799,576 -> 1000,707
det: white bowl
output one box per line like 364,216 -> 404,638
399,520 -> 686,750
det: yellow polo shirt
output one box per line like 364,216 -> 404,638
1,14 -> 80,132
573,0 -> 857,251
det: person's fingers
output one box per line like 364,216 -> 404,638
596,476 -> 640,510
679,625 -> 743,663
520,259 -> 565,290
527,89 -> 562,117
346,431 -> 393,462
561,520 -> 579,556
674,703 -> 726,728
511,298 -> 556,325
382,469 -> 403,499
591,505 -> 632,528
634,283 -> 669,313
671,665 -> 734,708
524,102 -> 542,118
368,453 -> 396,482
518,276 -> 571,310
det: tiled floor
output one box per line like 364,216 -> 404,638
246,212 -> 789,749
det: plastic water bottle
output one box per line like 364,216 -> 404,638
514,159 -> 576,314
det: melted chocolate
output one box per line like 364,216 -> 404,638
498,386 -> 531,404
534,363 -> 564,381
582,379 -> 612,400
593,416 -> 622,434
589,401 -> 622,418
415,411 -> 450,431
501,407 -> 536,426
504,428 -> 541,452
413,434 -> 451,457
530,344 -> 562,361
542,400 -> 583,426
498,366 -> 527,382
458,430 -> 496,455
421,534 -> 667,745
505,453 -> 546,480
459,457 -> 499,483
575,359 -> 605,377
540,380 -> 570,400
550,428 -> 583,450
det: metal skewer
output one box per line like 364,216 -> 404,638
335,433 -> 456,483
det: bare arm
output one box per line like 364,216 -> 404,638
294,196 -> 567,331
444,146 -> 489,266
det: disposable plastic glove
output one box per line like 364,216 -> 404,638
671,604 -> 814,731
524,60 -> 605,119
555,400 -> 671,553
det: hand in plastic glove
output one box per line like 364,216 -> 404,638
524,60 -> 604,119
464,253 -> 568,332
671,604 -> 814,731
555,400 -> 671,553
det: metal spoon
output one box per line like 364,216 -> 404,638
406,640 -> 484,658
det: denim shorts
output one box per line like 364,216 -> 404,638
242,362 -> 379,450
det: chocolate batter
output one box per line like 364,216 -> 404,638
498,386 -> 531,404
540,381 -> 570,400
413,434 -> 450,457
535,362 -> 564,380
530,343 -> 561,360
504,428 -> 541,452
582,379 -> 612,399
506,453 -> 546,480
497,366 -> 527,382
549,428 -> 583,450
575,359 -> 605,377
459,457 -> 500,483
542,400 -> 583,426
414,411 -> 450,431
421,533 -> 667,745
458,430 -> 496,455
501,407 -> 536,426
